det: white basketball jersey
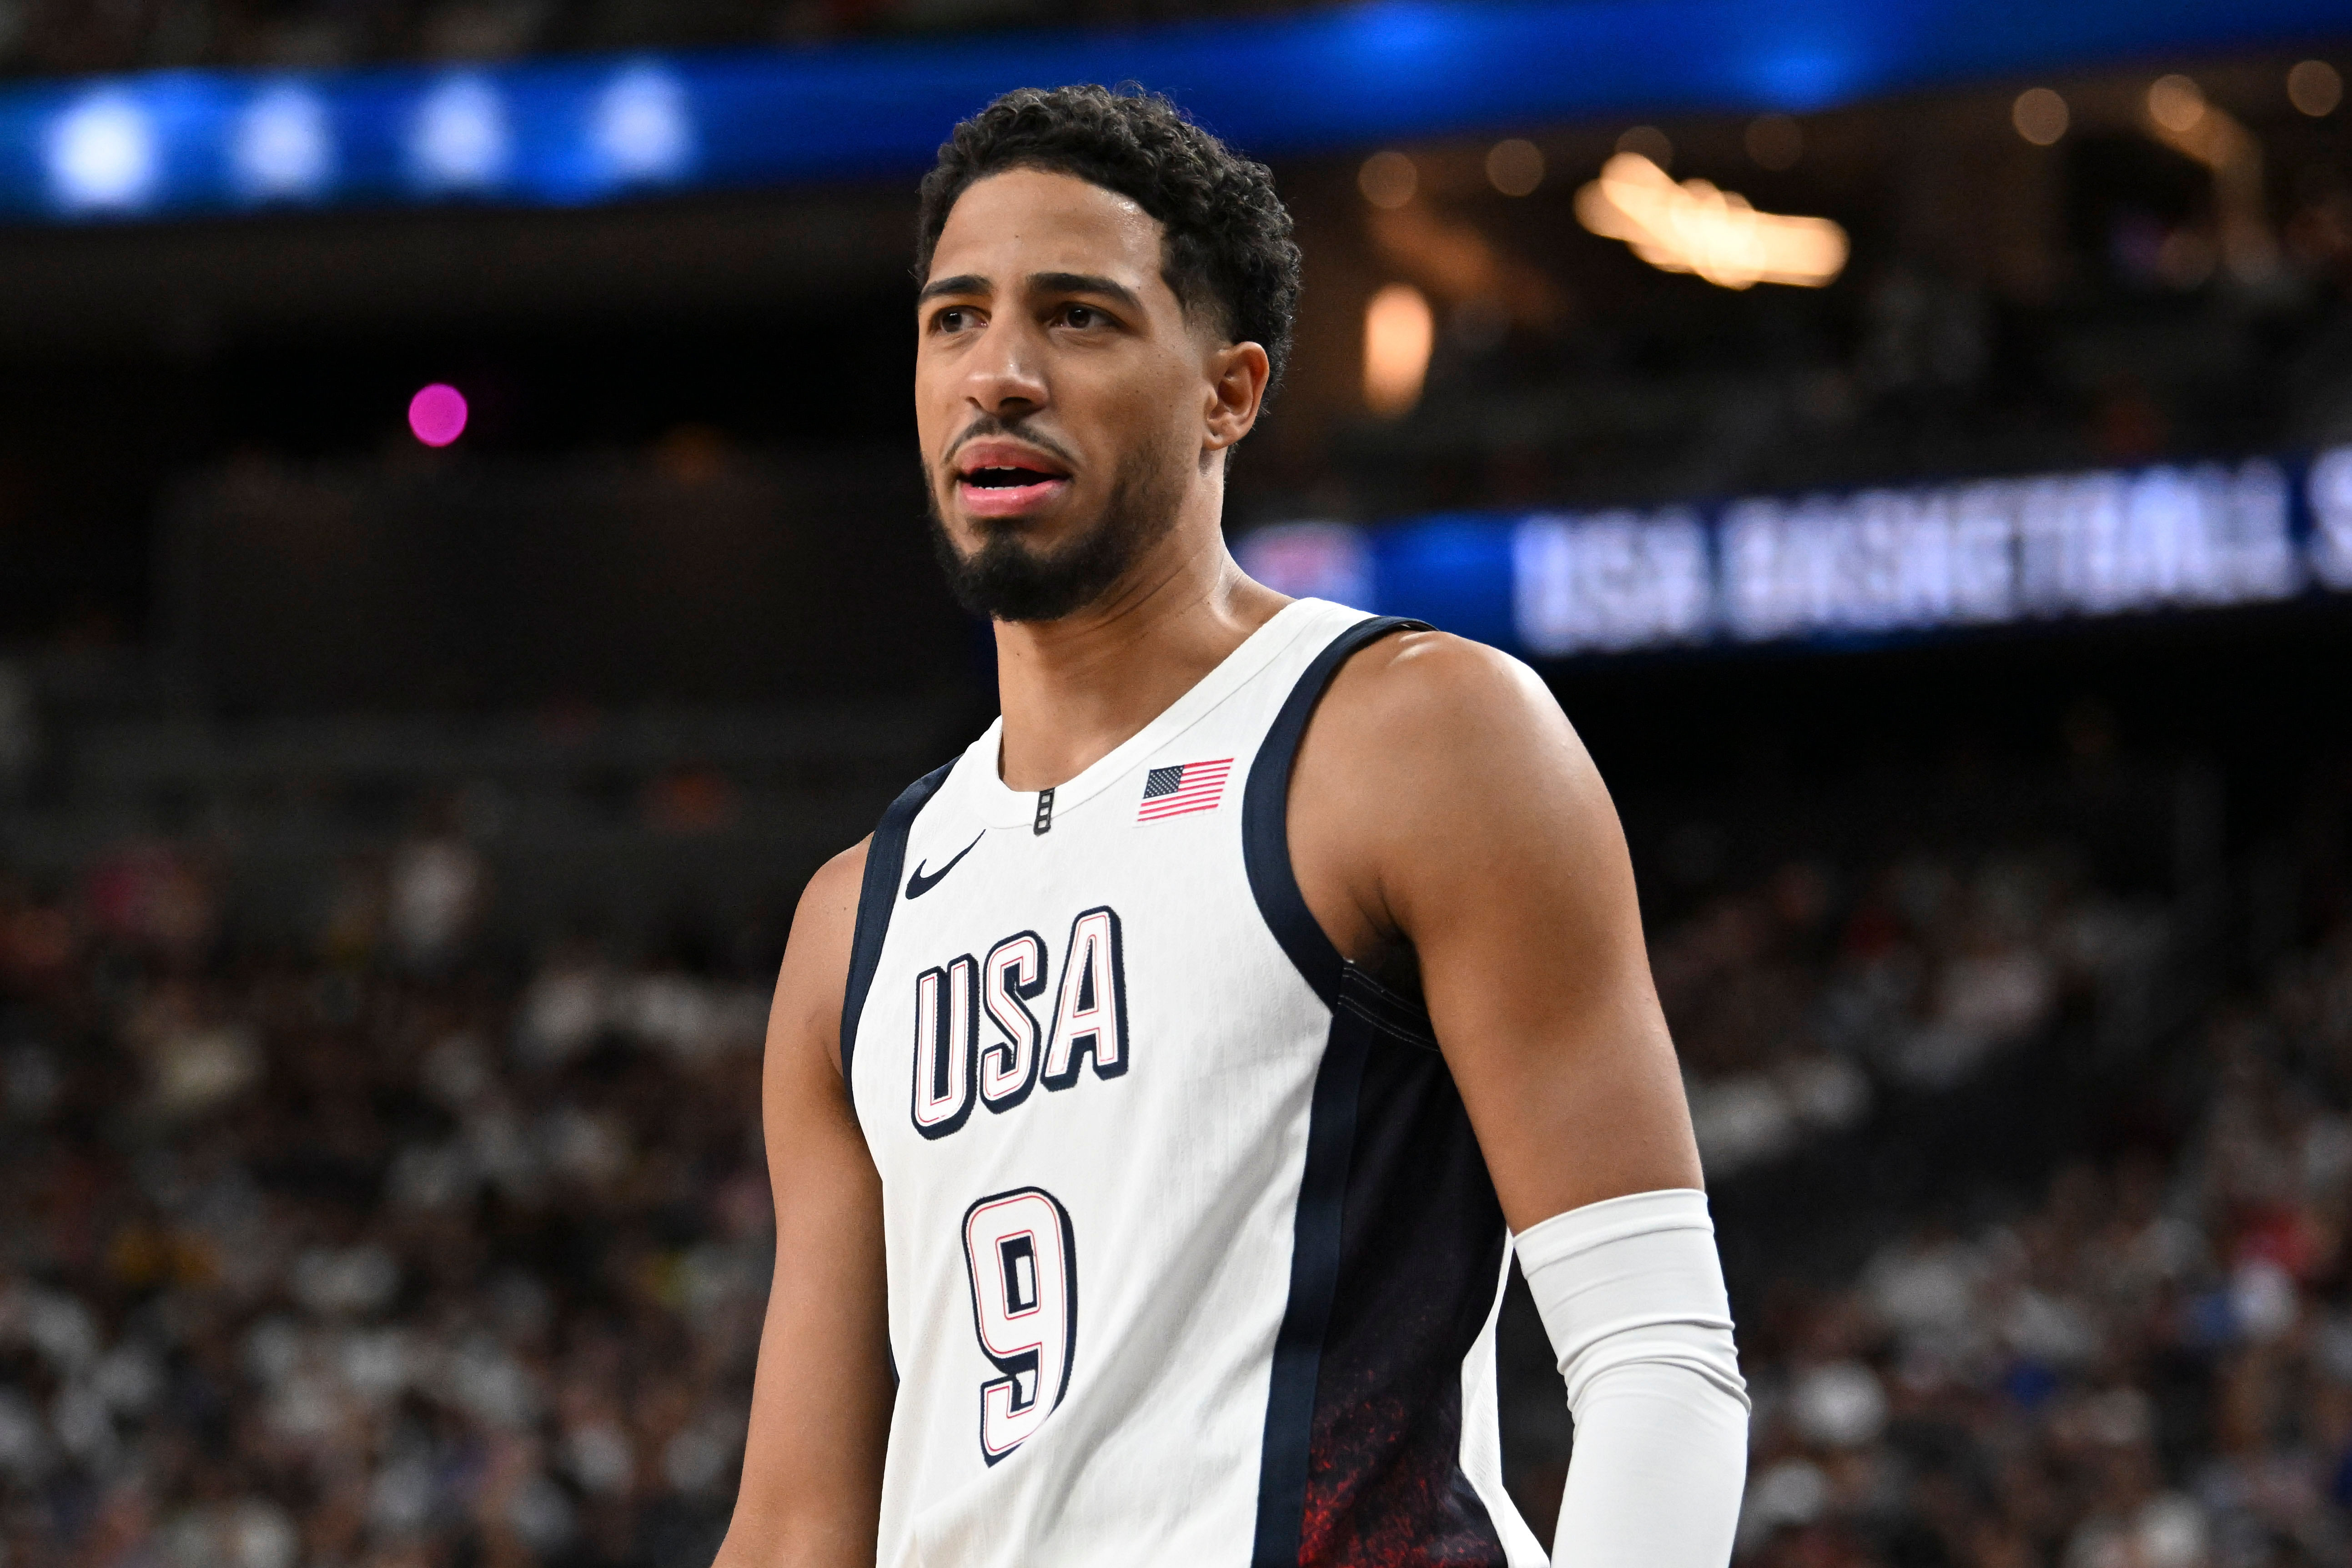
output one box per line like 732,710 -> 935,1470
841,598 -> 1545,1568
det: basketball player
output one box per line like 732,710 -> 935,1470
715,86 -> 1749,1568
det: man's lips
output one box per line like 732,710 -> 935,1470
957,472 -> 1071,518
950,438 -> 1073,518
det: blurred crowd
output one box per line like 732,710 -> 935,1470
0,785 -> 2320,1568
0,846 -> 774,1568
1736,919 -> 2352,1568
1656,848 -> 2166,1177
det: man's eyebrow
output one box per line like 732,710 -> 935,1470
916,274 -> 988,305
914,271 -> 1145,311
1030,272 -> 1143,312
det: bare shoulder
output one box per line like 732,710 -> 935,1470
1307,627 -> 1597,805
767,836 -> 874,1085
796,837 -> 872,946
1291,629 -> 1622,958
1321,628 -> 1558,731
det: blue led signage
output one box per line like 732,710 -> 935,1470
1238,448 -> 2352,658
0,0 -> 2342,224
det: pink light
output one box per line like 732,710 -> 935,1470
407,383 -> 468,447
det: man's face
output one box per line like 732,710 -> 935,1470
915,168 -> 1217,622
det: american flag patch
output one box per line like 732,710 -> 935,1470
1136,758 -> 1234,822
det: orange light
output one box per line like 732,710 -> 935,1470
2148,75 -> 2206,136
2288,60 -> 2342,117
1485,139 -> 1544,197
1575,153 -> 1847,290
1362,283 -> 1433,417
2011,88 -> 2068,146
1357,150 -> 1417,209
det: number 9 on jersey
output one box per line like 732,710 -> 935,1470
961,1187 -> 1079,1463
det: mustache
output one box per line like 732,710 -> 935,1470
942,414 -> 1080,475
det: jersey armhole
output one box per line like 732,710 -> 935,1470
1239,615 -> 1431,1013
839,760 -> 956,1085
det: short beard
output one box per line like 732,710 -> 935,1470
927,445 -> 1186,623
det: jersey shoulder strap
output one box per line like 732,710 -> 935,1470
1240,614 -> 1430,1010
839,760 -> 955,1080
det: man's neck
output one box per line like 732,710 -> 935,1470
993,525 -> 1287,793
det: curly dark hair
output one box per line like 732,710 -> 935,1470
915,84 -> 1303,403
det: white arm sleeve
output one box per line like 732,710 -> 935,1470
1516,1187 -> 1750,1568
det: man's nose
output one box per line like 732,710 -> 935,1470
964,317 -> 1049,413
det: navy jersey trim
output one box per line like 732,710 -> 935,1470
1246,613 -> 1444,1568
1250,1003 -> 1370,1568
1254,973 -> 1512,1567
1336,965 -> 1440,1052
1239,614 -> 1429,1010
1246,612 -> 1509,1565
839,761 -> 955,1085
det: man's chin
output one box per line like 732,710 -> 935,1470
926,452 -> 1175,623
933,530 -> 1126,624
948,509 -> 1088,565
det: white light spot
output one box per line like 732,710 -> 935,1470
47,91 -> 159,214
2309,444 -> 2352,588
409,75 -> 511,191
234,85 -> 335,201
591,64 -> 694,184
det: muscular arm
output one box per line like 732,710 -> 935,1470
1289,631 -> 1701,1225
714,843 -> 894,1568
1292,632 -> 1744,1568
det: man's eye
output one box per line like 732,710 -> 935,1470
935,307 -> 973,332
1063,306 -> 1099,328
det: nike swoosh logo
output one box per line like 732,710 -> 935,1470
905,832 -> 985,900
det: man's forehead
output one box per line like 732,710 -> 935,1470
927,168 -> 1167,290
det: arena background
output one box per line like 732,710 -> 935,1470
2,3 -> 2352,1565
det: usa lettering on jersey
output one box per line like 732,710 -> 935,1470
911,905 -> 1127,1139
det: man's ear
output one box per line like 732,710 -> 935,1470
1203,341 -> 1272,455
